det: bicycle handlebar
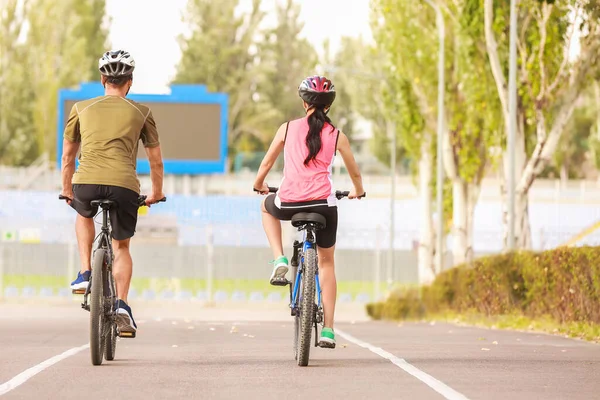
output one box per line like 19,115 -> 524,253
137,195 -> 167,207
253,187 -> 366,200
58,194 -> 167,206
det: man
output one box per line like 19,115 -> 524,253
60,50 -> 165,335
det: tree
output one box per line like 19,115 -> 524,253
257,0 -> 317,125
484,0 -> 600,249
174,0 -> 277,160
0,0 -> 37,165
372,0 -> 502,269
26,0 -> 109,161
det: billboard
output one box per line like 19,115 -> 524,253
56,82 -> 229,175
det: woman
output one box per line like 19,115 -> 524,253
253,75 -> 365,348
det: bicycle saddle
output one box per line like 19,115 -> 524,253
91,199 -> 116,209
291,213 -> 327,229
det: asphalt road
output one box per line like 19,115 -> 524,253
0,301 -> 599,400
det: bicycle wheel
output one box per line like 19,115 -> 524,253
90,248 -> 106,366
104,272 -> 117,361
297,247 -> 316,367
105,324 -> 117,361
291,264 -> 299,360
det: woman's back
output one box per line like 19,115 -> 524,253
277,117 -> 339,204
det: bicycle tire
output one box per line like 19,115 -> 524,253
291,264 -> 299,360
104,267 -> 117,361
297,247 -> 316,367
90,248 -> 106,366
105,324 -> 117,361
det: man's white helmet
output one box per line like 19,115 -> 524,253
98,50 -> 135,77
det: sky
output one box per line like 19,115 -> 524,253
105,0 -> 373,94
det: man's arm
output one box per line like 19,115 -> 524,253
140,109 -> 164,205
144,145 -> 165,205
60,105 -> 81,204
253,123 -> 286,192
60,139 -> 80,203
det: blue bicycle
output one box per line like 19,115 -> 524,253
260,187 -> 364,366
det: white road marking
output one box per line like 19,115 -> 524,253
336,329 -> 470,400
0,344 -> 89,396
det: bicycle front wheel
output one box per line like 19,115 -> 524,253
90,249 -> 106,366
297,247 -> 316,367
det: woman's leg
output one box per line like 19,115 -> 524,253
261,198 -> 283,259
317,245 -> 336,328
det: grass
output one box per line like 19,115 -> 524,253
1,274 -> 393,298
410,311 -> 600,343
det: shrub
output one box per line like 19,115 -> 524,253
366,246 -> 600,326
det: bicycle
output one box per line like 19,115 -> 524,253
59,194 -> 166,366
255,187 -> 365,367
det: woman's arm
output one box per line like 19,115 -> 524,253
253,123 -> 287,193
337,131 -> 365,198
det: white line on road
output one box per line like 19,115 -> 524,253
336,329 -> 470,400
0,344 -> 89,396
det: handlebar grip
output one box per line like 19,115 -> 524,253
58,195 -> 72,201
253,187 -> 279,193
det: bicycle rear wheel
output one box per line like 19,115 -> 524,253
104,271 -> 117,361
291,264 -> 299,360
90,249 -> 106,366
297,247 -> 316,367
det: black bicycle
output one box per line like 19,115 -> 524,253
254,187 -> 365,366
59,194 -> 165,365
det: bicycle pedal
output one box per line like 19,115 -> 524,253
118,331 -> 136,338
72,289 -> 86,295
270,278 -> 290,287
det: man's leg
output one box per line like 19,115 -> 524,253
112,238 -> 132,302
75,214 -> 95,273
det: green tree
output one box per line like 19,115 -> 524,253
174,0 -> 277,160
26,0 -> 109,161
372,0 -> 502,267
0,0 -> 37,165
484,0 -> 600,249
258,0 -> 317,125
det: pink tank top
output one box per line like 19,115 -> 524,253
276,117 -> 339,206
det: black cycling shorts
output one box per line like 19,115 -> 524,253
264,194 -> 338,248
71,184 -> 139,240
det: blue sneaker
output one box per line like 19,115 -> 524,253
70,271 -> 91,291
115,299 -> 137,334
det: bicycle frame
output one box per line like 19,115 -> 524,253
289,225 -> 322,321
81,208 -> 116,312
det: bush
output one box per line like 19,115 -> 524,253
367,247 -> 600,326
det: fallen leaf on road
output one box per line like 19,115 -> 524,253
172,345 -> 178,348
478,337 -> 486,341
243,333 -> 248,337
248,335 -> 255,338
481,348 -> 490,351
492,341 -> 498,345
230,326 -> 238,334
341,344 -> 348,348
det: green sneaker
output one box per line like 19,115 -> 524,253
319,327 -> 336,348
269,255 -> 289,286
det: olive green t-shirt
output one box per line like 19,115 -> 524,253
63,95 -> 160,194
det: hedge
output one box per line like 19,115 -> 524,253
366,246 -> 600,326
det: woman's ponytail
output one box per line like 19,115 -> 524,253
304,107 -> 334,166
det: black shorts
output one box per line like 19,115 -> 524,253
71,184 -> 139,240
264,194 -> 338,248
